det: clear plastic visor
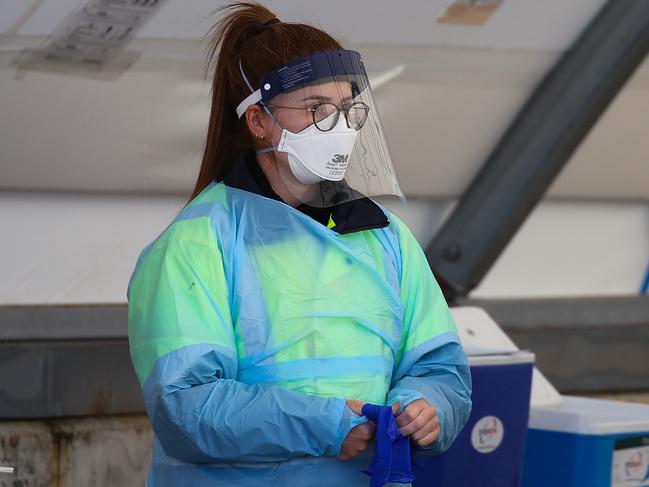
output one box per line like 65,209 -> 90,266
241,50 -> 403,208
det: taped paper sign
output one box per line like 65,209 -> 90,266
12,0 -> 168,78
438,0 -> 505,26
42,0 -> 168,63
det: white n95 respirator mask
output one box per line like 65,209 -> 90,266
261,112 -> 359,185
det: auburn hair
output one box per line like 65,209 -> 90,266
188,2 -> 343,202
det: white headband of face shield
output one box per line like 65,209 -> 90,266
237,60 -> 358,185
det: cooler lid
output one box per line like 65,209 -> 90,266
468,350 -> 535,366
451,306 -> 563,407
529,396 -> 649,434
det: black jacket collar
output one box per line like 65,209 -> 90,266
221,151 -> 389,235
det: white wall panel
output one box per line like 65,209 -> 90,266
1,191 -> 646,304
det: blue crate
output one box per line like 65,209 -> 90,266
413,352 -> 534,487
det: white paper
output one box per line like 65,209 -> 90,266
43,0 -> 168,63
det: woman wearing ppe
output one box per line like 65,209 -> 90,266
127,2 -> 472,486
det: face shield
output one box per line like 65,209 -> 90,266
236,49 -> 404,208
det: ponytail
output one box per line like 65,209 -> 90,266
188,2 -> 343,202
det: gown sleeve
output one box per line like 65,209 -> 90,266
385,213 -> 473,454
127,227 -> 356,463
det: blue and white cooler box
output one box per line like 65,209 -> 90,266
412,307 -> 535,487
430,307 -> 649,487
522,396 -> 649,487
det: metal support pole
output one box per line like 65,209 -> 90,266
426,0 -> 649,301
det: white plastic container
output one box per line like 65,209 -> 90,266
523,395 -> 649,487
452,306 -> 561,407
452,306 -> 649,487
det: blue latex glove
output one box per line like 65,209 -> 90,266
361,403 -> 416,487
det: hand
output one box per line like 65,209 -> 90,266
340,400 -> 375,460
339,400 -> 402,460
395,399 -> 439,447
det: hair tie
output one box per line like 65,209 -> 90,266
240,18 -> 281,45
262,18 -> 280,29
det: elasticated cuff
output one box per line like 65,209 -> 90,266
334,401 -> 370,455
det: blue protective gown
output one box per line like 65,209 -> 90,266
127,153 -> 472,486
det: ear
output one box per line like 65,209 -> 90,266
244,104 -> 271,140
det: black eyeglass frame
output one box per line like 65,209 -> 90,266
261,101 -> 371,132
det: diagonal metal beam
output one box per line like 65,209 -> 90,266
426,0 -> 649,301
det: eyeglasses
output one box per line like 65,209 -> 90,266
264,101 -> 370,132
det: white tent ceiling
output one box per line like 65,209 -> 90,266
8,0 -> 605,49
1,0 -> 647,200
